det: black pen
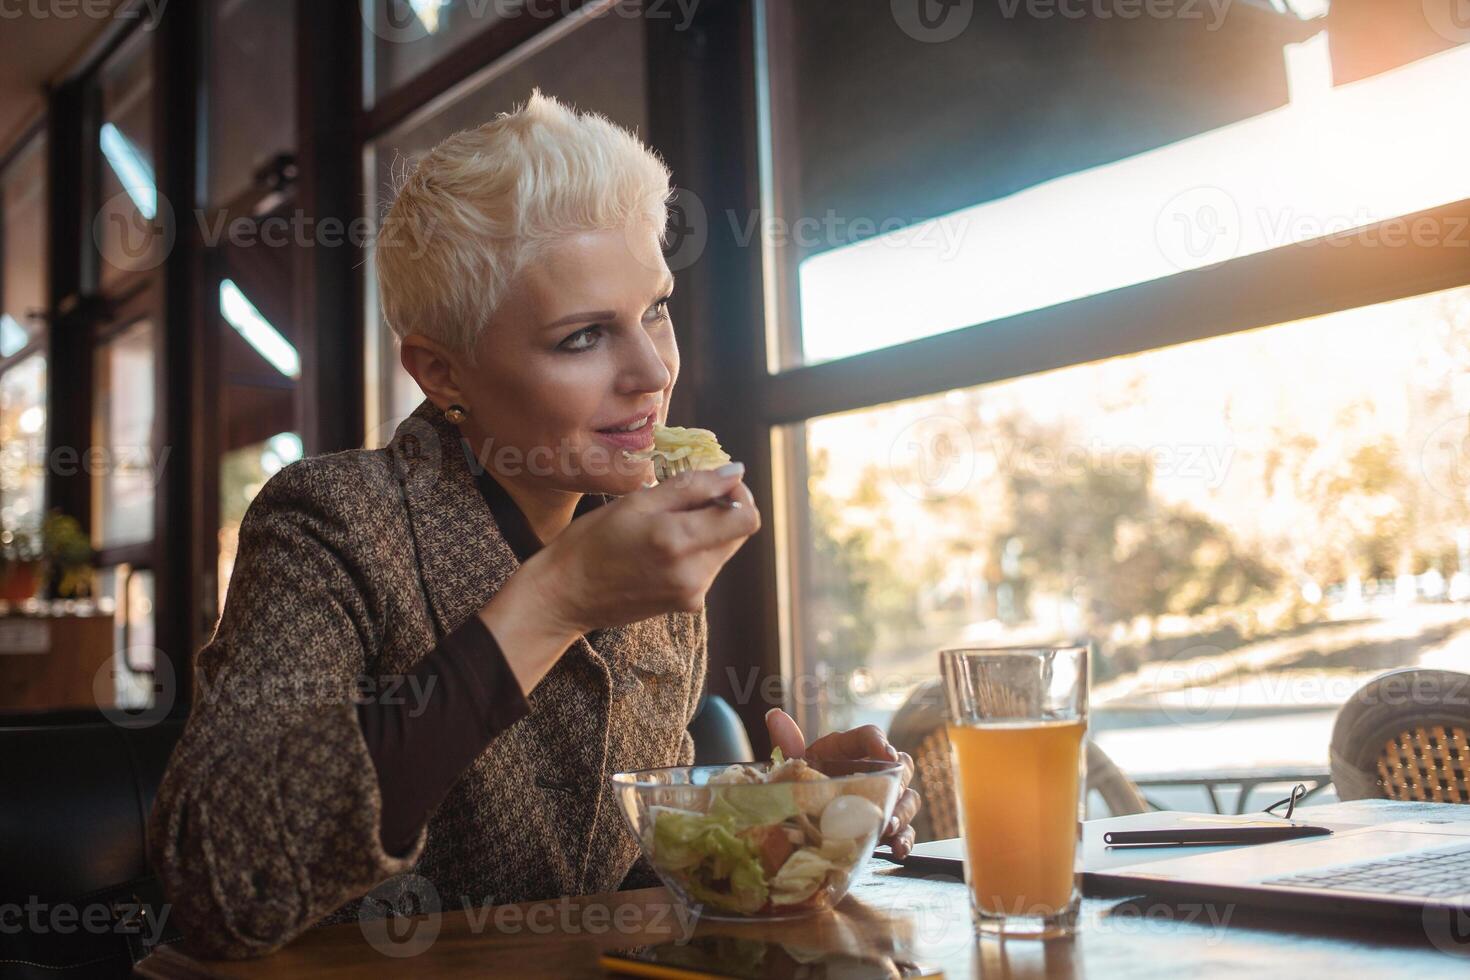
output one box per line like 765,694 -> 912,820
1104,825 -> 1332,847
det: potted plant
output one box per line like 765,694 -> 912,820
43,510 -> 94,600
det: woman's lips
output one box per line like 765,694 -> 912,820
594,415 -> 656,451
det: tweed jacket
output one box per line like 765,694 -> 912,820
147,401 -> 707,959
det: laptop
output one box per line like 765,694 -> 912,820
882,811 -> 1470,920
1091,817 -> 1470,919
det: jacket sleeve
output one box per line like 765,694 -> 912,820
680,608 -> 708,766
147,459 -> 427,959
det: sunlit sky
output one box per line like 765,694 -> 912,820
798,40 -> 1470,365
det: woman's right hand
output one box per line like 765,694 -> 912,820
481,463 -> 758,696
528,462 -> 760,634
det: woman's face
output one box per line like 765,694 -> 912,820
452,222 -> 678,496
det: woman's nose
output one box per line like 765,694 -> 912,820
618,327 -> 673,393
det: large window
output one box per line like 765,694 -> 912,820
364,5 -> 647,436
785,286 -> 1470,784
762,0 -> 1470,799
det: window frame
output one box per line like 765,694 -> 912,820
34,7 -> 203,711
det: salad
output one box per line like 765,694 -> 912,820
643,750 -> 889,916
625,423 -> 732,478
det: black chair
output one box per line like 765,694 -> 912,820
687,694 -> 754,764
0,711 -> 186,978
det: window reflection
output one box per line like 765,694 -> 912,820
97,29 -> 156,287
93,320 -> 155,549
218,431 -> 302,609
99,564 -> 157,709
1,132 -> 47,356
761,3 -> 1470,368
365,0 -> 521,105
206,0 -> 297,207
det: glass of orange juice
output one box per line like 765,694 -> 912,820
939,646 -> 1088,938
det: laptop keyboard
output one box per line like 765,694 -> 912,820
1265,843 -> 1470,899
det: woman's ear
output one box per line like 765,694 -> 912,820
400,334 -> 465,412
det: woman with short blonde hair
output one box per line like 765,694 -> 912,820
149,93 -> 918,959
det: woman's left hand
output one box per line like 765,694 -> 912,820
765,708 -> 922,860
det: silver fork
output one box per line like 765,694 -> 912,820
645,455 -> 740,508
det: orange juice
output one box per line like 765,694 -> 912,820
946,719 -> 1085,916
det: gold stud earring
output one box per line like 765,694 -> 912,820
444,404 -> 467,424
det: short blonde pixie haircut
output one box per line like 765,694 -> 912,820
375,91 -> 672,353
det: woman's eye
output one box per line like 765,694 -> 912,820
648,298 -> 672,322
560,326 -> 602,352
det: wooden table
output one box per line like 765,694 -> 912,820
136,801 -> 1470,978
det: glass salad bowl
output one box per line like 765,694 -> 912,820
610,754 -> 905,920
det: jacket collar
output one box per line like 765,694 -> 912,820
383,400 -> 514,638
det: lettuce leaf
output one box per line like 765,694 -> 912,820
681,853 -> 770,914
708,781 -> 798,829
651,807 -> 772,914
652,807 -> 732,872
769,848 -> 838,906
